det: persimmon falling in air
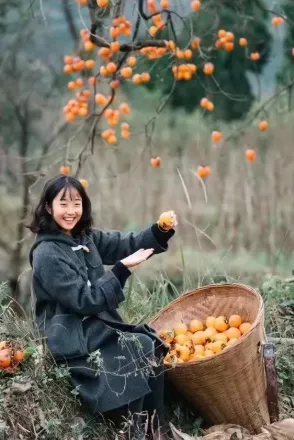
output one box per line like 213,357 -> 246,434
150,156 -> 161,167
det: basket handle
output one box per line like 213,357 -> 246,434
263,343 -> 279,423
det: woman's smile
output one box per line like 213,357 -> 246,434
49,187 -> 83,234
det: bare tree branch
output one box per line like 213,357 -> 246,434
89,23 -> 167,50
61,0 -> 79,46
35,122 -> 68,171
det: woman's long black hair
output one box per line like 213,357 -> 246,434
27,175 -> 93,235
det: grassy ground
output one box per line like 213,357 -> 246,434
0,264 -> 294,439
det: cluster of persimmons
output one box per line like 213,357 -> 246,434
61,0 -> 282,181
158,315 -> 252,364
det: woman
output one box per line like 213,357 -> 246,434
28,175 -> 177,439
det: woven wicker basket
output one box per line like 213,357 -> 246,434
149,283 -> 270,434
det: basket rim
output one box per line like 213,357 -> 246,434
149,283 -> 264,368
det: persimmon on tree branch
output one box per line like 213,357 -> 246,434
224,79 -> 294,144
89,23 -> 167,50
59,0 -> 291,181
88,0 -> 185,50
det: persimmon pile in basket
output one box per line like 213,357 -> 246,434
158,315 -> 252,364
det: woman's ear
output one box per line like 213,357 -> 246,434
46,203 -> 52,215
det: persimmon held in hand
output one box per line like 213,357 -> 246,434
158,211 -> 174,230
79,179 -> 89,189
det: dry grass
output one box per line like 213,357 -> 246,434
0,269 -> 294,439
2,106 -> 294,304
25,106 -> 294,256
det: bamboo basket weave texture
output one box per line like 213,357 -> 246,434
149,283 -> 270,434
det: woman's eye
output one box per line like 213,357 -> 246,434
60,204 -> 67,207
75,204 -> 81,207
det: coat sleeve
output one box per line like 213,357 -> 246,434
34,250 -> 125,316
92,223 -> 175,265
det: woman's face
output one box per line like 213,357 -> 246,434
49,187 -> 83,234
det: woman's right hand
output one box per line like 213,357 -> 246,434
120,248 -> 154,269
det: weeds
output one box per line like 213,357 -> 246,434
0,270 -> 294,439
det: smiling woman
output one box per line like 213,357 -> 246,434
48,188 -> 83,235
27,175 -> 177,440
28,175 -> 93,236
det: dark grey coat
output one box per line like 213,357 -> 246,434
29,225 -> 174,413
